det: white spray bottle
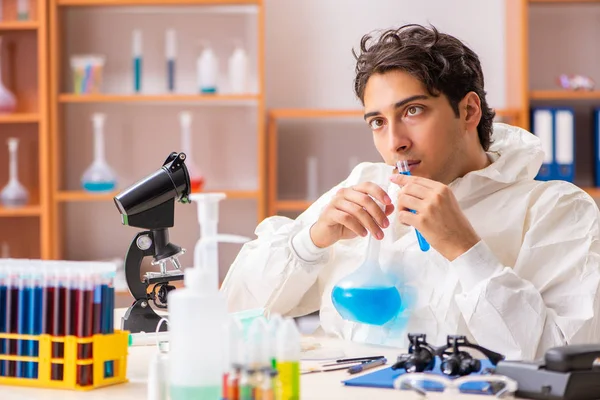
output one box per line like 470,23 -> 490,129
168,192 -> 250,400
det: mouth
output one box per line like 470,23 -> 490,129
395,160 -> 421,173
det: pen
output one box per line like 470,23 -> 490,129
347,358 -> 387,374
336,356 -> 385,363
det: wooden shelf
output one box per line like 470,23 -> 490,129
530,90 -> 600,100
582,187 -> 600,197
270,109 -> 363,119
275,200 -> 313,211
56,190 -> 119,202
57,0 -> 260,6
529,0 -> 600,3
56,189 -> 259,202
0,113 -> 40,124
0,21 -> 39,31
0,205 -> 41,217
58,93 -> 260,104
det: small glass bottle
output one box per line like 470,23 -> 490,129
0,137 -> 29,207
179,111 -> 205,192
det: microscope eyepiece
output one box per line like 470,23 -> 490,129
114,152 -> 191,229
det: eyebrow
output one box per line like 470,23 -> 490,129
363,95 -> 430,120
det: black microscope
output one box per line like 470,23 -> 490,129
113,152 -> 191,333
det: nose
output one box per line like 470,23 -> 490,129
388,121 -> 411,154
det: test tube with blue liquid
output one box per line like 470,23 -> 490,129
132,29 -> 142,93
397,160 -> 430,252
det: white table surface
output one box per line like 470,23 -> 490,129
0,309 -> 512,400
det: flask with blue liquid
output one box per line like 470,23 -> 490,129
331,219 -> 402,326
397,160 -> 430,252
81,113 -> 117,193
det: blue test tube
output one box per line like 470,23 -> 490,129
28,269 -> 44,379
397,160 -> 430,252
16,270 -> 30,378
166,29 -> 176,92
132,29 -> 142,93
101,271 -> 115,378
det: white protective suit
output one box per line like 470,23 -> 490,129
222,123 -> 600,360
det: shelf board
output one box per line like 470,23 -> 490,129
276,200 -> 313,211
0,205 -> 41,217
583,187 -> 600,197
0,21 -> 39,31
529,0 -> 600,3
57,0 -> 260,6
270,109 -> 363,119
56,189 -> 259,202
0,113 -> 40,124
530,90 -> 600,100
58,93 -> 260,104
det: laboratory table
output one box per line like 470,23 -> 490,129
0,309 -> 518,400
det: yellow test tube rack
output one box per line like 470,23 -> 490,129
0,330 -> 129,391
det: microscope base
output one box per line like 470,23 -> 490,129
122,299 -> 168,333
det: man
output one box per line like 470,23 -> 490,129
222,24 -> 600,360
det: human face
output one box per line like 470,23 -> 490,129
363,70 -> 467,184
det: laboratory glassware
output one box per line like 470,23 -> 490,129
397,160 -> 430,251
0,37 -> 17,114
179,111 -> 205,192
81,113 -> 118,192
0,138 -> 29,208
331,230 -> 402,326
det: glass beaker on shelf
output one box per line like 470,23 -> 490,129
179,111 -> 205,192
81,113 -> 118,192
0,137 -> 29,207
0,36 -> 17,114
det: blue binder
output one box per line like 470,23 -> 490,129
342,358 -> 495,393
531,107 -> 575,183
531,108 -> 554,181
553,108 -> 575,183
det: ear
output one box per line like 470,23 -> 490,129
460,92 -> 482,133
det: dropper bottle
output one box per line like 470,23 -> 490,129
275,318 -> 300,400
0,138 -> 29,207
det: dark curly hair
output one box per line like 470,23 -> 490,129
353,24 -> 495,151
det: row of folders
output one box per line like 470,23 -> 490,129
531,108 -> 579,183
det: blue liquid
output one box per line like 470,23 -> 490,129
101,285 -> 115,378
134,57 -> 142,93
200,87 -> 217,94
16,286 -> 30,378
28,286 -> 42,378
399,170 -> 430,252
82,181 -> 116,192
331,286 -> 402,326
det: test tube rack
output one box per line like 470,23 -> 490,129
0,330 -> 129,390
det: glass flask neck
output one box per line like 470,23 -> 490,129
8,141 -> 18,183
93,123 -> 106,163
365,233 -> 381,265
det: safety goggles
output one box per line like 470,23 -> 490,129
393,373 -> 518,398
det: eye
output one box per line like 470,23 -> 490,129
406,106 -> 424,117
368,118 -> 385,130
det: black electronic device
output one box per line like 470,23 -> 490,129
391,333 -> 437,373
495,344 -> 600,400
114,152 -> 191,334
436,335 -> 505,377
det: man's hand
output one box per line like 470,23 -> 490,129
389,174 -> 480,261
310,182 -> 394,249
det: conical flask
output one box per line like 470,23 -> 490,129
331,232 -> 401,326
0,138 -> 29,207
0,36 -> 17,114
179,111 -> 205,192
81,113 -> 117,192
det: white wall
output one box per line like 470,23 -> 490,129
265,0 -> 506,110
